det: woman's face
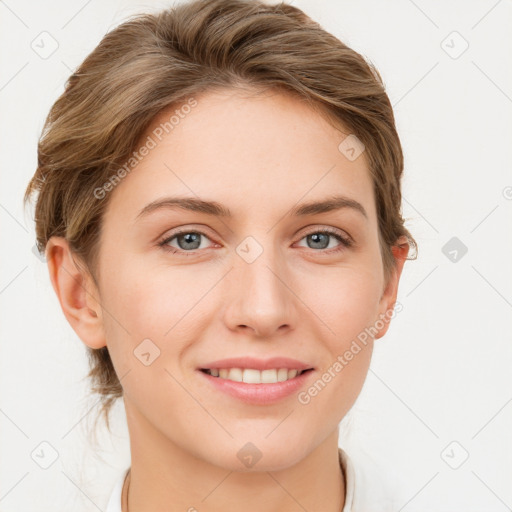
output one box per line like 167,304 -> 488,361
88,87 -> 405,470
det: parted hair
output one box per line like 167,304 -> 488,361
24,0 -> 417,430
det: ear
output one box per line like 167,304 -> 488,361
374,236 -> 409,340
45,236 -> 106,349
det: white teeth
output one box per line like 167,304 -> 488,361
229,368 -> 243,382
205,367 -> 307,383
288,369 -> 298,379
261,369 -> 277,383
277,368 -> 288,382
243,369 -> 261,384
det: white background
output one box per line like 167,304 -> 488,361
1,0 -> 511,510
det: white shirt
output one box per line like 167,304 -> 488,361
105,448 -> 400,511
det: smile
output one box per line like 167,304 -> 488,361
200,368 -> 312,383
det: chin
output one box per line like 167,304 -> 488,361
201,435 -> 311,473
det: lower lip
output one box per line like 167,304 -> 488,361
197,369 -> 314,405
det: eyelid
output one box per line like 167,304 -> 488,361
158,224 -> 216,242
295,224 -> 353,243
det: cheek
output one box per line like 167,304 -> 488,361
98,257 -> 214,371
297,336 -> 373,439
100,255 -> 186,332
96,256 -> 163,369
297,264 -> 383,344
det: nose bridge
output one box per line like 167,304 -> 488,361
225,235 -> 296,337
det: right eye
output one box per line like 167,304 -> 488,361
158,230 -> 216,255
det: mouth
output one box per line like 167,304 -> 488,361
196,356 -> 316,404
197,366 -> 315,405
199,367 -> 314,384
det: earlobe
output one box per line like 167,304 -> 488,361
46,236 -> 106,349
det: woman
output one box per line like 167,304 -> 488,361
24,0 -> 417,510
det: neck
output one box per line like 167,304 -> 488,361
122,400 -> 345,512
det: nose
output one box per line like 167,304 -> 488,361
222,241 -> 298,339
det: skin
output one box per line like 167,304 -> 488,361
46,87 -> 408,511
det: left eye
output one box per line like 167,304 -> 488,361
296,230 -> 351,251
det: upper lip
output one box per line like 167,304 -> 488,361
198,357 -> 314,371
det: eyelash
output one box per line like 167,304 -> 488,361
157,227 -> 354,257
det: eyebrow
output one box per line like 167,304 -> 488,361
135,195 -> 368,221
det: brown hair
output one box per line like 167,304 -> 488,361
24,0 -> 417,430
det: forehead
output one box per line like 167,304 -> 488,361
105,87 -> 376,223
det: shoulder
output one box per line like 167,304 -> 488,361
105,467 -> 129,512
339,447 -> 405,512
